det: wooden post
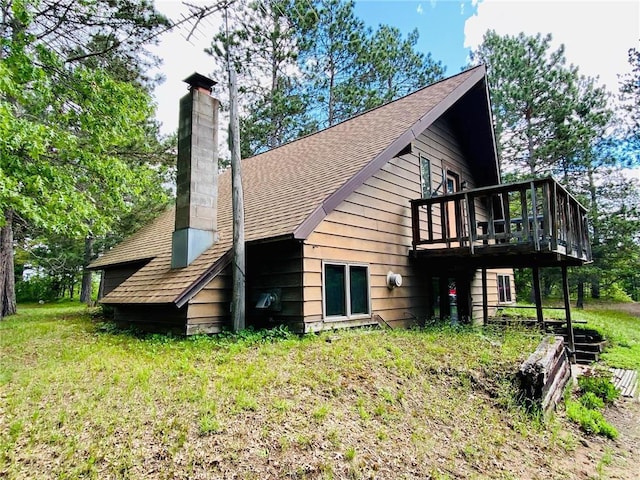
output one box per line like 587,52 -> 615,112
482,268 -> 488,325
439,277 -> 450,321
530,181 -> 540,251
550,181 -> 558,251
229,66 -> 245,332
532,266 -> 544,328
562,266 -> 576,364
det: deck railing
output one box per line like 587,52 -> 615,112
410,177 -> 592,262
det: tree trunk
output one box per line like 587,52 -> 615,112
576,281 -> 584,309
587,170 -> 600,299
526,109 -> 536,176
80,235 -> 94,304
0,209 -> 17,319
229,66 -> 246,332
328,59 -> 335,126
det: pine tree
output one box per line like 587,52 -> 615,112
470,31 -> 579,177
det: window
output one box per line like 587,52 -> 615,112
323,262 -> 370,319
497,275 -> 512,303
420,154 -> 431,198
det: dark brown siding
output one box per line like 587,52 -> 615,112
113,304 -> 187,334
101,263 -> 146,297
245,240 -> 304,331
187,239 -> 304,334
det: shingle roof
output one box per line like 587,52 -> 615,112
92,65 -> 489,305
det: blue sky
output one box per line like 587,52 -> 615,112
354,0 -> 476,75
152,0 -> 639,135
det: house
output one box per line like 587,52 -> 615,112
90,65 -> 591,336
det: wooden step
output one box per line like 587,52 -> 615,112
573,341 -> 607,353
574,350 -> 600,363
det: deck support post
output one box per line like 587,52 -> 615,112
482,268 -> 488,325
439,277 -> 450,321
562,265 -> 577,364
456,271 -> 472,324
532,266 -> 544,328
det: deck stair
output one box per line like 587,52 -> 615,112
486,319 -> 606,365
557,327 -> 606,365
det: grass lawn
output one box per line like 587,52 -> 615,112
1,302 -> 637,479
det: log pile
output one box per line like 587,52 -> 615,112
518,335 -> 572,412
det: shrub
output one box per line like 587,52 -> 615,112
15,277 -> 59,302
579,391 -> 604,410
566,401 -> 618,439
578,373 -> 620,404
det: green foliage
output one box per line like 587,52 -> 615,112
471,31 -> 583,176
198,414 -> 223,435
15,276 -> 59,303
579,391 -> 604,410
565,400 -> 618,439
362,25 -> 444,106
0,0 -> 173,317
578,373 -> 620,405
208,0 -> 444,155
472,30 -> 638,303
566,367 -> 620,439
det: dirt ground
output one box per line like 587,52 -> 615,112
563,303 -> 640,479
555,395 -> 640,479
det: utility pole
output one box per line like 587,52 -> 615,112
226,9 -> 246,332
173,0 -> 246,331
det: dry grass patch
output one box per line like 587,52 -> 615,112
1,303 -> 634,479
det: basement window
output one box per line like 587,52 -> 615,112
323,262 -> 370,319
497,274 -> 513,304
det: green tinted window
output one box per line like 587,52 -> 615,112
349,266 -> 369,315
325,264 -> 346,316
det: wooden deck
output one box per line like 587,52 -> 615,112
410,177 -> 591,268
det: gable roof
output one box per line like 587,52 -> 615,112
91,65 -> 498,305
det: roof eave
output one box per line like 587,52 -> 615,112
174,249 -> 233,308
88,257 -> 152,271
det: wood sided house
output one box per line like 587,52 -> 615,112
89,65 -> 591,337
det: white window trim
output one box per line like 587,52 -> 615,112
497,274 -> 513,304
321,261 -> 371,321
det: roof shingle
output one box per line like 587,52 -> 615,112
92,66 -> 485,304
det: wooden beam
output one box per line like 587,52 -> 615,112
532,266 -> 544,328
464,193 -> 474,254
530,181 -> 540,251
229,66 -> 246,332
562,266 -> 577,364
439,276 -> 450,321
482,268 -> 488,325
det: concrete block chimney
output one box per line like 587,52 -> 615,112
171,72 -> 219,269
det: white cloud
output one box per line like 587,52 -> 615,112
417,4 -> 424,15
464,0 -> 640,94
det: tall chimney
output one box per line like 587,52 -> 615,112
171,72 -> 219,269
